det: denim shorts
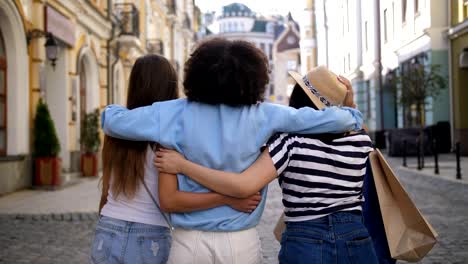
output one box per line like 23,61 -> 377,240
279,212 -> 378,264
90,216 -> 172,264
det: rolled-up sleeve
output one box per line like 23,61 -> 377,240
101,103 -> 161,142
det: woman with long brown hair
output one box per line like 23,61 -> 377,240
90,54 -> 261,264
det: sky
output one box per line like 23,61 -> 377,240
194,0 -> 304,18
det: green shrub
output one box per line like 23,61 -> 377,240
80,109 -> 101,153
33,99 -> 61,157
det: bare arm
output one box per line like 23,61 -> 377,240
155,149 -> 277,198
158,171 -> 261,213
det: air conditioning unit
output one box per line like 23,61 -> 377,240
460,48 -> 468,69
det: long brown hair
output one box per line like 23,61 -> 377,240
102,55 -> 178,199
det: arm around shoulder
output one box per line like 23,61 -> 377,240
261,103 -> 363,135
101,103 -> 161,142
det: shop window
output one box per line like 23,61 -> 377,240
0,29 -> 6,155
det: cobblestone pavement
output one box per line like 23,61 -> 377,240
0,164 -> 467,263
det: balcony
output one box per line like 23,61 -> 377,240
114,3 -> 140,38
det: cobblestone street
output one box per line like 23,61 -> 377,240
0,162 -> 467,263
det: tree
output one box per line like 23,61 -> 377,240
80,109 -> 101,154
392,60 -> 447,128
33,99 -> 61,158
391,58 -> 447,168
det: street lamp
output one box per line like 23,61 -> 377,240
44,34 -> 58,68
27,30 -> 59,69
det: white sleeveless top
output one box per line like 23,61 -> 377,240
101,147 -> 168,227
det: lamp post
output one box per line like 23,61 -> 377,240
27,30 -> 59,69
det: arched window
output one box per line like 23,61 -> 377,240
0,29 -> 6,155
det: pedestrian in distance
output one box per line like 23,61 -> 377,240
101,38 -> 364,264
154,66 -> 379,264
91,54 -> 261,264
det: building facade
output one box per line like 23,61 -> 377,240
300,0 -> 318,73
273,14 -> 301,104
448,0 -> 468,154
0,0 -> 198,195
315,0 -> 450,143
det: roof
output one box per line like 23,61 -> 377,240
222,3 -> 253,18
251,20 -> 267,32
287,12 -> 300,32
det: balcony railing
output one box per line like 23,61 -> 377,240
114,3 -> 140,38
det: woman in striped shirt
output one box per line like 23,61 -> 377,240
154,67 -> 378,264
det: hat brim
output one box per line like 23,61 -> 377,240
288,71 -> 326,110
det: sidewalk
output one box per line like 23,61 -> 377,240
0,177 -> 101,215
384,153 -> 468,184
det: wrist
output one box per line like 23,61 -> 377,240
179,160 -> 190,174
221,195 -> 233,206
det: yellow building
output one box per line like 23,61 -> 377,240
0,0 -> 199,195
300,0 -> 318,73
448,0 -> 468,154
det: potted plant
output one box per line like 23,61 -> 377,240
33,99 -> 61,186
80,109 -> 101,176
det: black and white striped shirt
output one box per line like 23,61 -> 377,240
267,130 -> 373,222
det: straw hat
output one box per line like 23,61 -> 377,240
288,66 -> 348,109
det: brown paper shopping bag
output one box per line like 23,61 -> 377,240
369,149 -> 438,262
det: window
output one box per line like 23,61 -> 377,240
464,0 -> 468,18
384,9 -> 388,42
366,80 -> 371,118
402,0 -> 407,23
268,43 -> 273,60
346,0 -> 350,32
287,60 -> 297,71
347,53 -> 351,70
364,21 -> 368,51
0,29 -> 6,155
392,2 -> 395,37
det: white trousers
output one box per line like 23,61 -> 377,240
167,227 -> 262,264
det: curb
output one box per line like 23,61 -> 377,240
398,166 -> 468,186
0,212 -> 99,222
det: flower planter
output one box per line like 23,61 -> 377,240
81,153 -> 98,177
35,157 -> 62,186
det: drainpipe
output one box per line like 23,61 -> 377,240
376,0 -> 384,131
323,0 -> 329,67
106,0 -> 115,104
447,2 -> 455,147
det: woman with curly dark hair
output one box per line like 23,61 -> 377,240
102,38 -> 364,264
183,38 -> 269,106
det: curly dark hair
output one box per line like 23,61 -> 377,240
183,38 -> 269,106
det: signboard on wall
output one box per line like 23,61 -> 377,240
45,6 -> 75,47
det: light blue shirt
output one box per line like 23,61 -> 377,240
102,98 -> 363,231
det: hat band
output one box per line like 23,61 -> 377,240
302,75 -> 332,107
